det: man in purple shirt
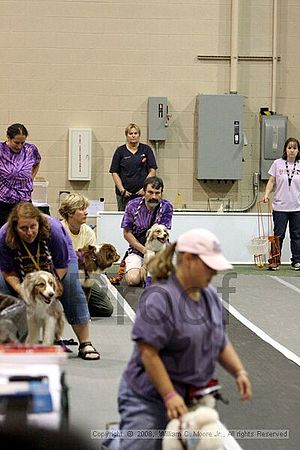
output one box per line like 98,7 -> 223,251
121,176 -> 173,286
0,123 -> 41,227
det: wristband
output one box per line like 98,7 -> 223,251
235,369 -> 248,378
163,390 -> 177,404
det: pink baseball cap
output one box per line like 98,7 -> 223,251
176,228 -> 232,271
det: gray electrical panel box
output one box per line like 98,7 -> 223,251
260,115 -> 288,180
196,94 -> 244,180
148,97 -> 168,141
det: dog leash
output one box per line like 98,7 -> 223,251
108,252 -> 128,285
130,198 -> 162,250
17,239 -> 52,280
108,202 -> 163,285
76,248 -> 91,284
178,417 -> 188,450
20,240 -> 41,271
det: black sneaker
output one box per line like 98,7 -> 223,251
291,262 -> 300,270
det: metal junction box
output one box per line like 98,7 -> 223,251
148,97 -> 168,141
260,115 -> 288,180
196,94 -> 244,180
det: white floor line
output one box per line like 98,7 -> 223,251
102,274 -> 136,322
222,300 -> 300,366
271,275 -> 300,294
218,421 -> 243,450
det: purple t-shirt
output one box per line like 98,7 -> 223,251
123,275 -> 228,402
268,158 -> 300,211
0,216 -> 76,276
0,141 -> 41,203
121,197 -> 173,255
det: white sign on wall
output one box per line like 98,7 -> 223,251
68,128 -> 92,181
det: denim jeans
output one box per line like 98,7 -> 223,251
102,377 -> 168,450
273,210 -> 300,263
0,262 -> 90,325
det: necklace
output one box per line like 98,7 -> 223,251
285,160 -> 297,188
21,239 -> 40,270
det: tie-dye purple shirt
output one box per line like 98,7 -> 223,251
0,141 -> 41,203
121,197 -> 173,255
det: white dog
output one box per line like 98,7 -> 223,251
143,224 -> 170,286
163,406 -> 224,450
20,271 -> 64,345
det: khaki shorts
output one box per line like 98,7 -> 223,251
125,253 -> 143,273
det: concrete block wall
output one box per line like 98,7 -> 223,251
0,0 -> 299,215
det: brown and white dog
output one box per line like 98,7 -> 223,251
77,244 -> 120,298
20,271 -> 64,345
142,224 -> 170,286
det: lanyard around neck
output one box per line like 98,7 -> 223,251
21,239 -> 40,271
285,160 -> 297,187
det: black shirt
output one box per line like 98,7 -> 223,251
109,143 -> 157,195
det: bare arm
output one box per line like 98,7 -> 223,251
32,162 -> 40,179
218,341 -> 252,400
263,175 -> 275,202
136,168 -> 157,195
147,168 -> 156,178
111,172 -> 131,197
52,268 -> 67,297
138,342 -> 188,419
123,229 -> 146,255
3,267 -> 67,297
2,271 -> 22,296
55,268 -> 67,280
111,172 -> 124,193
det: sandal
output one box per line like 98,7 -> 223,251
78,341 -> 100,360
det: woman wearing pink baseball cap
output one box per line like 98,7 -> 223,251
104,228 -> 252,450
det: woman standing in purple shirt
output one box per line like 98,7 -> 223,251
104,229 -> 252,450
0,123 -> 41,227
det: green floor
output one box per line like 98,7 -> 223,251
107,263 -> 300,278
230,264 -> 300,276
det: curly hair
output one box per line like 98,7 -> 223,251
6,203 -> 50,249
58,193 -> 89,220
